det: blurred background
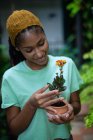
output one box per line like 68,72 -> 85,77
0,0 -> 93,140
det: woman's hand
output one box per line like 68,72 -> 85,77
47,99 -> 74,124
29,85 -> 61,112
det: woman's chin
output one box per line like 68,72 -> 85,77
27,56 -> 48,70
37,59 -> 48,66
37,56 -> 48,65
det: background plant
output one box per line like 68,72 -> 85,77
80,50 -> 93,127
0,44 -> 10,140
66,0 -> 93,128
66,0 -> 93,64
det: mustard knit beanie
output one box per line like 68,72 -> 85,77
6,10 -> 43,46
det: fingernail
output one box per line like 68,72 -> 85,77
54,110 -> 57,113
55,90 -> 59,92
45,85 -> 49,88
66,114 -> 69,118
46,84 -> 49,86
60,97 -> 64,100
52,115 -> 56,119
55,115 -> 59,119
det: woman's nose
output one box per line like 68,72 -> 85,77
35,48 -> 43,58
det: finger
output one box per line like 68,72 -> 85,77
68,112 -> 74,121
66,104 -> 73,116
59,114 -> 68,121
48,117 -> 55,123
45,106 -> 57,114
59,112 -> 70,120
48,114 -> 58,123
65,113 -> 74,122
59,97 -> 64,101
43,97 -> 63,107
60,98 -> 67,104
39,90 -> 59,99
50,115 -> 65,124
39,94 -> 59,106
37,85 -> 49,94
60,111 -> 74,122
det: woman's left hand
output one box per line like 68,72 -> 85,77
47,100 -> 74,124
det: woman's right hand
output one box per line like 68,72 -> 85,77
29,85 -> 60,111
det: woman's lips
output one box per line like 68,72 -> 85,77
36,56 -> 47,63
40,57 -> 46,61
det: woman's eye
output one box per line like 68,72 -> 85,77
26,49 -> 33,53
39,42 -> 44,47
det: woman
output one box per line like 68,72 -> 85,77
1,10 -> 83,140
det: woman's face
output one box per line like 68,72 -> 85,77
17,30 -> 49,70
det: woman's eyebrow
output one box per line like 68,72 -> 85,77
22,38 -> 45,49
37,38 -> 45,44
22,46 -> 33,49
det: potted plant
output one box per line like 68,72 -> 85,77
47,60 -> 68,115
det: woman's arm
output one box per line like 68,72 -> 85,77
6,101 -> 36,136
70,90 -> 81,115
6,85 -> 60,136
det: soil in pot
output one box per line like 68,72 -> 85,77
52,100 -> 66,107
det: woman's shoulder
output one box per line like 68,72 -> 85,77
2,61 -> 24,79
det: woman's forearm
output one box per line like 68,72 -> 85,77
7,88 -> 59,136
71,101 -> 81,115
70,91 -> 81,115
8,101 -> 37,136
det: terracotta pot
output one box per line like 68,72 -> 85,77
47,100 -> 68,115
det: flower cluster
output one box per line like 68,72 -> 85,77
48,60 -> 66,95
56,60 -> 66,67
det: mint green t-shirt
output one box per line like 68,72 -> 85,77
1,55 -> 83,140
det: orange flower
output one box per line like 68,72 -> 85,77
56,60 -> 66,67
48,59 -> 67,92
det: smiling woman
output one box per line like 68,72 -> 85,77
1,9 -> 83,140
14,25 -> 49,70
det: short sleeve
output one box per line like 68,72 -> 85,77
1,76 -> 20,109
70,60 -> 83,93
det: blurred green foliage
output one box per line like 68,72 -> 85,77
0,44 -> 10,140
66,0 -> 81,17
66,0 -> 93,128
0,45 -> 10,82
80,50 -> 93,127
66,0 -> 93,54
